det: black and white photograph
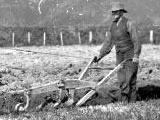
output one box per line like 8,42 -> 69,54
0,0 -> 160,119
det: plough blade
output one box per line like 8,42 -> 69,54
1,58 -> 132,113
4,57 -> 96,112
6,79 -> 96,112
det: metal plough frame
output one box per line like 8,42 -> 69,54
4,58 -> 132,112
8,57 -> 96,112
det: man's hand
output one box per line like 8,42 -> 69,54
132,57 -> 139,64
93,56 -> 101,63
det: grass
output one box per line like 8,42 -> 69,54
1,100 -> 160,120
0,44 -> 160,120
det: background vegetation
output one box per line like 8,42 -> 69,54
0,25 -> 160,47
0,0 -> 160,46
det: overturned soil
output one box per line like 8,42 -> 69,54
0,45 -> 160,113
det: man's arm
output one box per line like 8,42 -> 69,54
98,31 -> 114,59
127,20 -> 141,58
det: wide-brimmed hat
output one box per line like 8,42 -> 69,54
110,2 -> 127,13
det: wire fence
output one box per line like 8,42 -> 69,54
0,25 -> 107,47
0,25 -> 160,47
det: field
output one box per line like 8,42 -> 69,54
0,44 -> 160,120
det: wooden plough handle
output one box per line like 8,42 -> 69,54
64,57 -> 95,106
78,57 -> 95,80
76,59 -> 133,106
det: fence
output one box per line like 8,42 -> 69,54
0,26 -> 107,47
0,26 -> 160,47
138,26 -> 160,45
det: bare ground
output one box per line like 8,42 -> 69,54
0,45 -> 160,113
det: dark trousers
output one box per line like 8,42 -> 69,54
116,48 -> 138,102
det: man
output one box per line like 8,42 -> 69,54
94,2 -> 141,102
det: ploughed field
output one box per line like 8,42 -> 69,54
0,45 -> 160,119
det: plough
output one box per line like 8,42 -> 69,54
1,57 -> 132,113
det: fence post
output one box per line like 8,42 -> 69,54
105,31 -> 108,37
78,31 -> 81,44
28,32 -> 31,44
150,30 -> 154,44
12,32 -> 15,47
43,32 -> 46,46
60,31 -> 64,46
89,31 -> 93,44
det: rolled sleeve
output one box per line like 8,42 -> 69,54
127,20 -> 141,58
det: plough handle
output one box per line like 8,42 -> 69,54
64,57 -> 95,106
97,58 -> 132,86
76,58 -> 133,106
78,57 -> 95,80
